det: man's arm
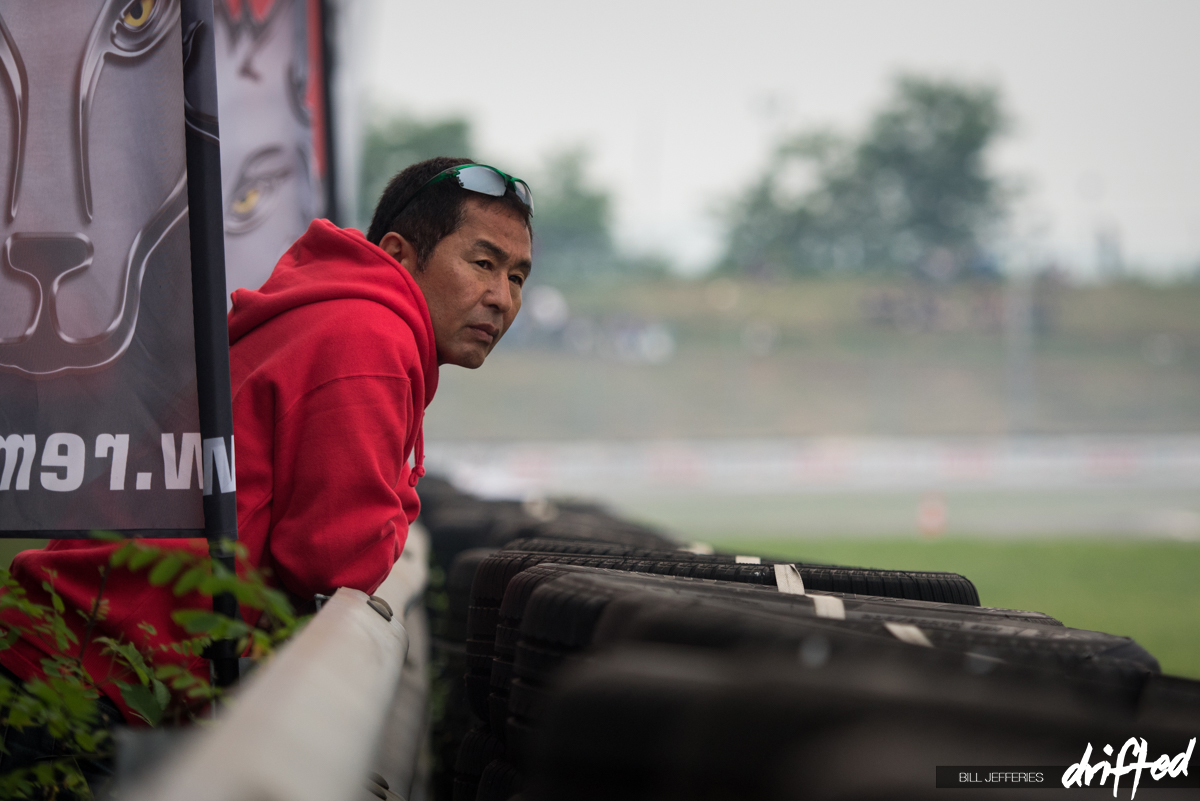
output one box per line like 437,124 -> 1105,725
266,373 -> 415,598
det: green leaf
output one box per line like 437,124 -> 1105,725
0,627 -> 20,650
90,530 -> 123,542
151,677 -> 171,710
32,761 -> 54,787
110,542 -> 138,568
128,547 -> 158,571
96,637 -> 151,686
172,610 -> 221,634
119,682 -> 163,726
149,555 -> 184,587
74,728 -> 98,752
173,565 -> 207,597
53,680 -> 99,721
7,704 -> 32,729
60,762 -> 89,791
169,636 -> 212,658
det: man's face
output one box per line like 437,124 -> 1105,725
407,199 -> 532,369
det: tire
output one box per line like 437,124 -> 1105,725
481,548 -> 979,608
471,561 -> 1046,738
425,496 -> 677,566
463,554 -> 784,716
513,573 -> 1157,689
501,538 -> 751,561
499,568 -> 1041,654
1137,673 -> 1200,730
501,538 -> 980,605
475,758 -> 523,801
444,548 -> 501,642
523,644 -> 1190,801
492,514 -> 678,551
412,473 -> 463,521
452,727 -> 504,801
432,548 -> 502,801
610,601 -> 1159,684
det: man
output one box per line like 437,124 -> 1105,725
226,156 -> 532,601
0,157 -> 533,727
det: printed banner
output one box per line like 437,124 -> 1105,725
215,0 -> 327,295
0,0 -> 218,532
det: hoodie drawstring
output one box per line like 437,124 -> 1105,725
408,421 -> 426,487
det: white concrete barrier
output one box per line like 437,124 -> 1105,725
429,435 -> 1200,497
125,562 -> 415,801
371,523 -> 433,798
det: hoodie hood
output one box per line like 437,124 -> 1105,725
228,219 -> 438,486
229,219 -> 438,408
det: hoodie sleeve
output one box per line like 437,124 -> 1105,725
266,373 -> 414,597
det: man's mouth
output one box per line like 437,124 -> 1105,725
468,323 -> 498,342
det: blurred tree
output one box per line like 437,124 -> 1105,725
357,120 -> 665,283
532,148 -> 668,285
531,148 -> 614,283
358,114 -> 473,226
720,75 -> 1010,279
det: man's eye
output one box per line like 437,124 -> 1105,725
510,274 -> 525,287
475,260 -> 493,270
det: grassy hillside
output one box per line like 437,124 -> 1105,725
426,276 -> 1200,440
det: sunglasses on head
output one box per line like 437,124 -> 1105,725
397,163 -> 534,217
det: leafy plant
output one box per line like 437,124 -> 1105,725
0,535 -> 307,798
0,570 -> 112,799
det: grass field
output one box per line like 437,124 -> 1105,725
0,539 -> 50,570
707,537 -> 1200,680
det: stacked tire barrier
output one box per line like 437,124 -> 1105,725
419,477 -> 680,800
419,478 -> 1197,801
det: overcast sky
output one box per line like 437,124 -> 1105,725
354,0 -> 1200,278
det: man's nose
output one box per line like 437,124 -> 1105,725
483,271 -> 514,313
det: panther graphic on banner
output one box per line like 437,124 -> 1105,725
0,0 -> 188,378
215,0 -> 326,296
0,0 -> 206,531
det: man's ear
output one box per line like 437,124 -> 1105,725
378,232 -> 420,273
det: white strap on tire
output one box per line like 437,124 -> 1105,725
885,622 -> 933,647
735,555 -> 761,564
774,563 -> 806,595
810,594 -> 845,620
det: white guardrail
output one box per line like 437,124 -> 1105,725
124,524 -> 432,801
428,435 -> 1200,497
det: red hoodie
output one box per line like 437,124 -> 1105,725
0,220 -> 437,722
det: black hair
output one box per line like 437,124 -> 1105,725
365,156 -> 533,268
